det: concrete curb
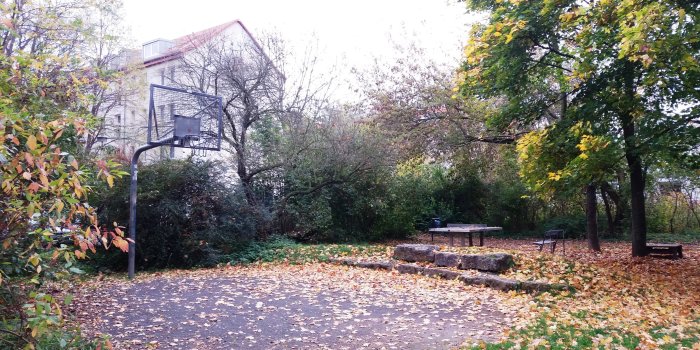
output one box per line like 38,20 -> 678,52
328,258 -> 394,270
329,258 -> 569,294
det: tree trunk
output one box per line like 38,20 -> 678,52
240,176 -> 256,207
621,62 -> 647,257
686,189 -> 700,228
670,191 -> 679,234
586,184 -> 601,251
601,187 -> 615,236
603,178 -> 626,232
626,154 -> 648,256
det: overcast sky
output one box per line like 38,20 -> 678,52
121,0 -> 481,99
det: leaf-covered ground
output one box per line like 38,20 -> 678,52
419,235 -> 700,349
70,264 -> 528,349
70,236 -> 700,349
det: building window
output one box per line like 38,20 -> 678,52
159,69 -> 165,85
115,114 -> 121,139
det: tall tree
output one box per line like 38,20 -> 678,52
79,0 -> 142,155
516,120 -> 619,250
176,30 -> 348,236
458,0 -> 699,256
177,32 -> 310,204
356,42 -> 515,162
1,0 -> 137,155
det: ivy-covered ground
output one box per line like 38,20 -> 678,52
70,236 -> 700,349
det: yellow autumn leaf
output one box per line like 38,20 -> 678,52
28,253 -> 40,267
505,33 -> 514,43
39,174 -> 49,187
55,199 -> 64,213
26,135 -> 37,150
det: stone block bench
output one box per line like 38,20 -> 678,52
647,243 -> 683,259
395,245 -> 514,273
329,258 -> 394,270
327,244 -> 570,294
393,244 -> 440,263
335,260 -> 567,293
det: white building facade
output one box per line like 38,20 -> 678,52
98,20 -> 267,162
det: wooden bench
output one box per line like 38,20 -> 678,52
647,243 -> 683,259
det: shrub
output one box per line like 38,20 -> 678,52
0,54 -> 127,347
541,214 -> 587,239
90,159 -> 256,270
227,236 -> 299,264
287,180 -> 389,243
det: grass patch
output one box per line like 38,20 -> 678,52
1,327 -> 110,350
462,316 -> 642,349
647,231 -> 700,244
225,236 -> 388,265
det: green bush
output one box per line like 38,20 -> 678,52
433,170 -> 488,224
484,179 -> 536,232
540,214 -> 587,239
288,180 -> 390,243
89,159 -> 256,270
227,236 -> 299,264
647,193 -> 700,236
286,161 -> 444,242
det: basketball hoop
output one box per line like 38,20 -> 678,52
127,84 -> 223,279
148,84 -> 222,151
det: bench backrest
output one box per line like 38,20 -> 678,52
447,223 -> 487,228
544,229 -> 564,239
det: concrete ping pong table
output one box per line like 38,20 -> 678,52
428,224 -> 503,247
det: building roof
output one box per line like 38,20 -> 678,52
143,20 -> 257,68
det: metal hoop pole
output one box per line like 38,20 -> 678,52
128,139 -> 171,279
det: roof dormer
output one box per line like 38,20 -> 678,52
142,39 -> 174,61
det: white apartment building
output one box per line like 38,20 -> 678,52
96,20 -> 268,162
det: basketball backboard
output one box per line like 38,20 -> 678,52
147,84 -> 222,151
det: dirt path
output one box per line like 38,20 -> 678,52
72,264 -> 525,350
